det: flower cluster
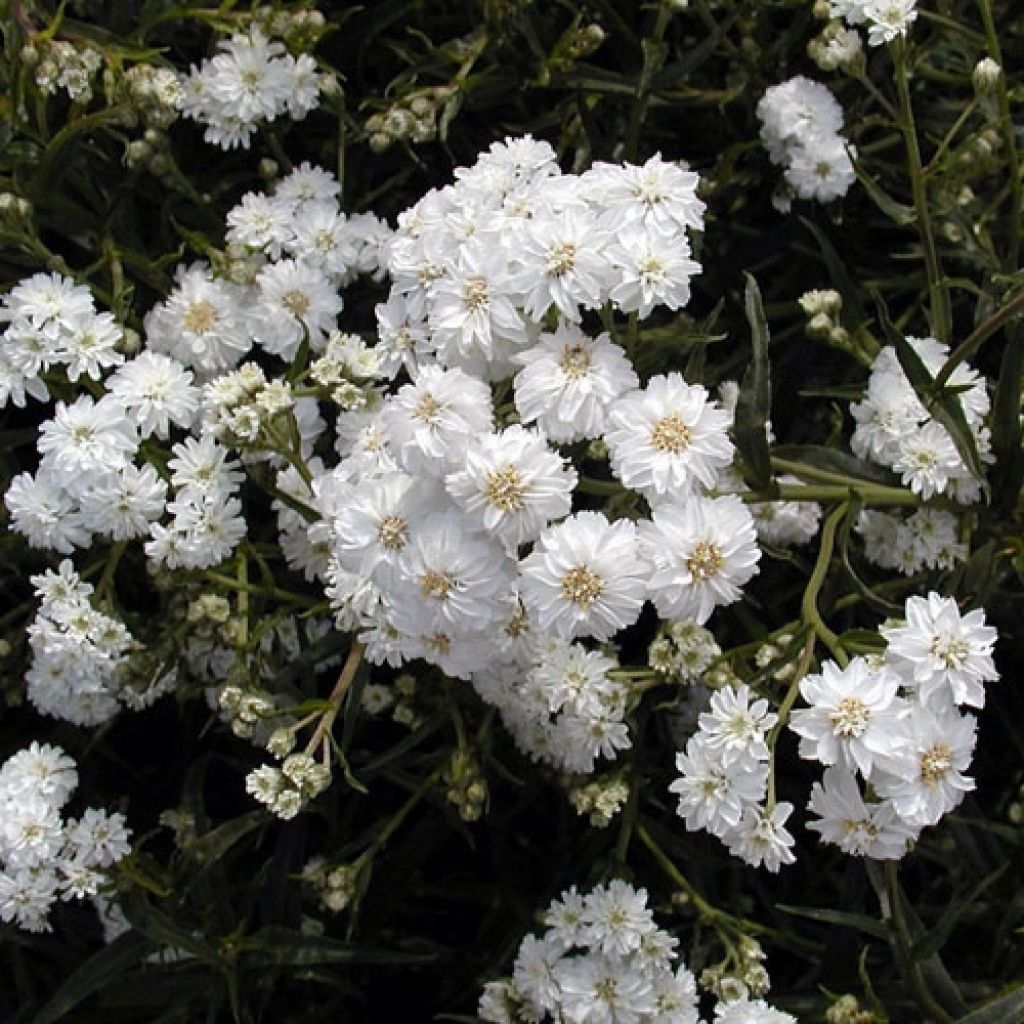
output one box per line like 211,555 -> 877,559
479,880 -> 795,1024
0,742 -> 131,932
178,28 -> 321,150
830,0 -> 918,48
794,592 -> 997,857
757,76 -> 856,205
851,335 -> 991,502
670,683 -> 794,872
25,561 -> 173,726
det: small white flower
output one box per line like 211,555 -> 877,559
519,511 -> 648,641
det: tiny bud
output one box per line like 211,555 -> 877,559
973,57 -> 1002,95
259,158 -> 279,180
369,131 -> 391,154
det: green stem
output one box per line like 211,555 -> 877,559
922,96 -> 979,176
977,0 -> 1021,269
743,482 -> 922,508
801,502 -> 849,666
884,861 -> 955,1024
765,632 -> 816,808
304,642 -> 364,757
624,0 -> 671,162
637,824 -> 722,925
893,38 -> 952,345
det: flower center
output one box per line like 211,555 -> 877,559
561,565 -> 603,609
413,393 -> 441,423
484,464 -> 526,511
282,290 -> 311,318
547,241 -> 577,277
420,570 -> 455,600
463,275 -> 489,312
639,256 -> 666,283
558,343 -> 591,379
687,540 -> 724,582
650,412 -> 692,454
920,743 -> 952,786
376,515 -> 408,551
829,696 -> 871,737
929,633 -> 969,669
183,299 -> 218,335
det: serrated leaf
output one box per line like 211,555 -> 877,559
954,986 -> 1024,1024
776,904 -> 889,939
30,930 -> 153,1024
734,273 -> 772,490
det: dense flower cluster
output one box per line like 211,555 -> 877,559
178,28 -> 322,149
0,743 -> 131,933
669,591 -> 997,867
478,880 -> 795,1024
757,76 -> 856,205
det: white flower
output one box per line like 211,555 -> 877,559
864,0 -> 917,46
512,209 -> 611,322
37,396 -> 138,486
697,683 -> 777,767
582,153 -> 705,237
513,322 -> 638,443
873,704 -> 976,828
789,656 -> 906,777
108,351 -> 199,439
519,511 -> 648,641
606,225 -> 701,318
579,879 -> 657,957
388,510 -> 515,637
784,133 -> 856,203
554,950 -> 655,1024
144,263 -> 252,374
806,766 -> 917,859
723,802 -> 797,872
383,364 -> 493,477
714,997 -> 796,1024
445,425 -> 577,549
881,593 -> 998,710
252,258 -> 343,360
640,495 -> 761,625
605,374 -> 734,499
670,735 -> 768,837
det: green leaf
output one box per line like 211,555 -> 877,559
236,927 -> 439,967
799,216 -> 868,326
853,159 -> 916,226
775,904 -> 889,939
30,930 -> 152,1024
954,986 -> 1024,1024
913,864 -> 1008,962
772,444 -> 901,486
990,327 -> 1024,512
186,810 -> 265,866
734,273 -> 773,491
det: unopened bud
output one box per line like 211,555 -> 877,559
973,57 -> 1002,95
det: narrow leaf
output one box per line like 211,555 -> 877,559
913,864 -> 1008,962
734,273 -> 773,490
31,931 -> 152,1024
776,904 -> 889,939
953,986 -> 1024,1024
991,328 -> 1024,512
853,159 -> 916,226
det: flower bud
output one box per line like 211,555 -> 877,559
973,57 -> 1002,95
